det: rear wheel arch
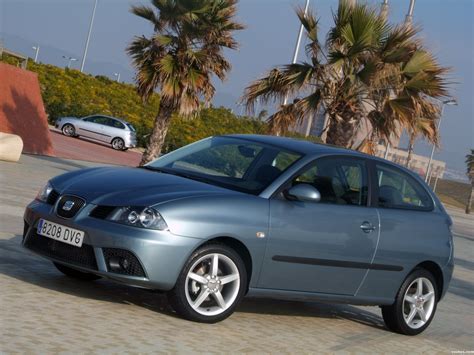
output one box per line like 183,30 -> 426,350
111,137 -> 125,150
413,261 -> 444,300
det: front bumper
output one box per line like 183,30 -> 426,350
23,200 -> 202,291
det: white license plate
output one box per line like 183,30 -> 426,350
37,219 -> 85,248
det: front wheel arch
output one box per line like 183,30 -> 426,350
61,123 -> 76,136
191,237 -> 252,293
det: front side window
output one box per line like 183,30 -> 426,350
292,157 -> 368,206
147,137 -> 303,195
376,164 -> 433,210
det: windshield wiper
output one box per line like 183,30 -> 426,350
165,170 -> 213,184
139,166 -> 210,183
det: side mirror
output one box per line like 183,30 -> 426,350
285,184 -> 321,203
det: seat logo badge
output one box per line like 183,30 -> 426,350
256,232 -> 266,239
63,201 -> 75,211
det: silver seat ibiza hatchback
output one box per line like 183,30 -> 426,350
55,114 -> 137,150
23,135 -> 454,335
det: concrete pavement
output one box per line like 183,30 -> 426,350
1,154 -> 473,353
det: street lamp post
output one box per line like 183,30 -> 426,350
80,0 -> 98,73
405,0 -> 416,25
32,46 -> 40,63
63,55 -> 78,69
283,0 -> 310,108
114,73 -> 121,83
424,98 -> 457,182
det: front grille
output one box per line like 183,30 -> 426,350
103,248 -> 146,277
90,205 -> 115,220
56,195 -> 86,219
24,232 -> 98,270
47,190 -> 60,205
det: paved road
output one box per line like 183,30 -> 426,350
1,155 -> 473,353
50,127 -> 142,166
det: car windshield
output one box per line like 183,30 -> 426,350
145,136 -> 303,195
126,123 -> 136,132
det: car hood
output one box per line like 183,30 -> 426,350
51,166 -> 238,206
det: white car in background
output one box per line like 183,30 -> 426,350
55,114 -> 137,151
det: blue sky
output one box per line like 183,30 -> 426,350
1,0 -> 472,176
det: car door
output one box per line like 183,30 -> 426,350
257,156 -> 380,295
76,116 -> 106,140
356,162 -> 452,300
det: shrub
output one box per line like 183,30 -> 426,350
1,55 -> 321,150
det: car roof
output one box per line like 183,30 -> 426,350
223,134 -> 429,182
223,134 -> 366,157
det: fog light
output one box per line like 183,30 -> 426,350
108,256 -> 122,271
107,256 -> 131,272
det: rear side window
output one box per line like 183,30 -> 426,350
109,119 -> 125,129
292,157 -> 369,206
376,164 -> 433,211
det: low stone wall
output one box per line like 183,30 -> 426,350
0,62 -> 54,156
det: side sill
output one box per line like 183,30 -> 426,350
246,287 -> 394,306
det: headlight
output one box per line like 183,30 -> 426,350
36,182 -> 53,202
107,206 -> 168,230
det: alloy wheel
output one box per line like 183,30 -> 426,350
184,253 -> 240,316
62,124 -> 75,136
402,277 -> 436,329
112,138 -> 124,150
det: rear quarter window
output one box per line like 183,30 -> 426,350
376,163 -> 433,211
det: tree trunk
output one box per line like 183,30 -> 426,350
406,134 -> 415,168
325,117 -> 355,148
139,101 -> 174,166
466,183 -> 473,214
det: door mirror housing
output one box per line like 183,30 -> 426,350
285,184 -> 321,203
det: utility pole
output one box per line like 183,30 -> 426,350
80,0 -> 98,73
32,46 -> 40,63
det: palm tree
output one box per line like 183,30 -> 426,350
466,149 -> 474,214
242,1 -> 449,153
128,0 -> 243,165
405,116 -> 438,168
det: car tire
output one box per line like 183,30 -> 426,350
53,262 -> 101,281
167,243 -> 247,323
111,137 -> 125,151
62,124 -> 76,137
381,268 -> 438,335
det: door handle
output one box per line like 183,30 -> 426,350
360,221 -> 376,233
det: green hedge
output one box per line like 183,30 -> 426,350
1,54 -> 321,151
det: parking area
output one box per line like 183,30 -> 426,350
0,154 -> 473,353
50,127 -> 142,166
